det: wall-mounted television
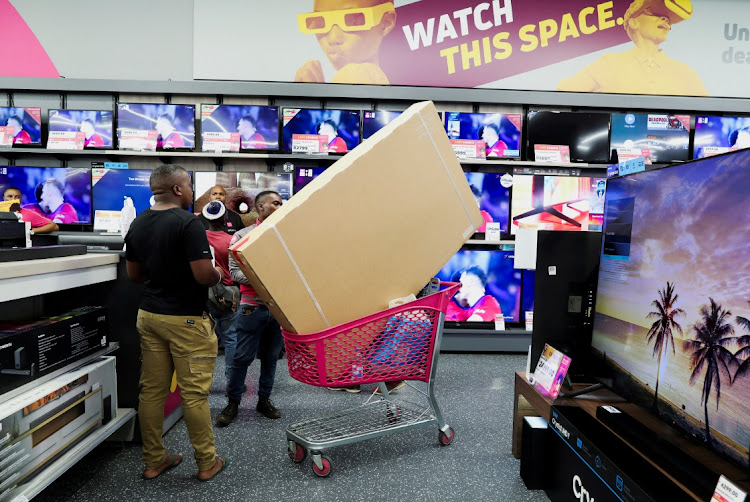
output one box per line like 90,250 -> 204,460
294,167 -> 327,193
193,171 -> 293,219
116,103 -> 195,150
527,111 -> 611,163
281,108 -> 360,154
362,110 -> 402,140
445,112 -> 522,158
0,166 -> 91,225
510,175 -> 606,234
465,172 -> 510,233
592,149 -> 750,471
200,104 -> 279,151
693,115 -> 750,159
610,113 -> 691,163
434,246 -> 521,325
48,109 -> 114,149
0,107 -> 42,146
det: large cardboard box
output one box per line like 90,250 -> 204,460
230,101 -> 482,334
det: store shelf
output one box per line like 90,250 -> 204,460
0,254 -> 118,302
442,329 -> 530,352
3,407 -> 136,502
465,239 -> 514,246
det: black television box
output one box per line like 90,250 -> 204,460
0,307 -> 109,397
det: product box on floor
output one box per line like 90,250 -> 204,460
230,101 -> 482,334
0,356 -> 117,501
0,307 -> 109,397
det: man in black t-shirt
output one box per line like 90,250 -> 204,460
197,185 -> 244,235
125,164 -> 228,482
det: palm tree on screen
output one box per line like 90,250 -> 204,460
731,302 -> 750,381
685,298 -> 737,444
645,282 -> 684,410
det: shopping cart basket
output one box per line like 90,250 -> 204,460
282,281 -> 461,477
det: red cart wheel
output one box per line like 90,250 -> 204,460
312,455 -> 332,477
288,443 -> 306,463
439,427 -> 455,446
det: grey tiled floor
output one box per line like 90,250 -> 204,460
34,353 -> 549,502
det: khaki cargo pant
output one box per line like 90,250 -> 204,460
136,309 -> 217,471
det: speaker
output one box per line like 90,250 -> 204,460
520,416 -> 549,490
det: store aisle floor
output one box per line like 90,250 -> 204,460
35,353 -> 548,502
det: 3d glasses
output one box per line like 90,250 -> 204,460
298,3 -> 395,34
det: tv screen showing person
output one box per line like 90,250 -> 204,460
201,105 -> 279,151
444,112 -> 522,158
48,110 -> 113,149
116,103 -> 195,150
0,107 -> 42,146
282,108 -> 360,154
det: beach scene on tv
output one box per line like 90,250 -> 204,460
592,152 -> 750,470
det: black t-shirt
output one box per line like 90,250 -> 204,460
125,208 -> 212,316
198,208 -> 245,235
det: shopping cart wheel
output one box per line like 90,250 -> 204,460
288,443 -> 306,463
312,455 -> 332,478
438,427 -> 455,446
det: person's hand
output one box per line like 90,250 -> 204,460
332,63 -> 389,85
294,59 -> 325,83
215,266 -> 223,282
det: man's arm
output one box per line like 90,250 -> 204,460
183,218 -> 222,287
126,260 -> 147,283
34,221 -> 59,234
190,259 -> 222,287
228,231 -> 251,285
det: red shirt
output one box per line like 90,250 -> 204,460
18,208 -> 53,229
84,133 -> 105,147
13,130 -> 32,144
486,140 -> 509,158
477,210 -> 493,233
328,136 -> 348,153
206,230 -> 233,286
242,132 -> 266,150
446,295 -> 503,322
22,203 -> 79,224
158,132 -> 185,149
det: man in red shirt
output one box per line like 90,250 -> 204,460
237,116 -> 267,150
447,266 -> 503,322
480,123 -> 509,158
80,118 -> 105,148
22,179 -> 79,224
316,119 -> 348,153
3,186 -> 59,233
6,116 -> 31,144
155,114 -> 185,149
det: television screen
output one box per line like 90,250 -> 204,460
522,269 -> 535,319
465,172 -> 510,233
0,166 -> 91,225
362,110 -> 402,140
0,107 -> 42,146
693,115 -> 750,159
294,167 -> 327,193
444,112 -> 522,158
510,175 -> 606,234
48,109 -> 114,149
282,108 -> 360,154
91,168 -> 154,230
200,104 -> 279,151
193,171 -> 293,219
592,150 -> 750,470
434,247 -> 521,324
610,113 -> 691,163
527,111 -> 611,163
116,103 -> 195,150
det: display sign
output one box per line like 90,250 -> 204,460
713,476 -> 747,502
485,222 -> 501,241
93,210 -> 121,233
617,156 -> 646,176
202,131 -> 241,153
0,126 -> 13,148
531,344 -> 571,399
291,134 -> 328,154
450,139 -> 486,159
534,145 -> 570,163
47,130 -> 85,150
616,147 -> 652,164
118,129 -> 157,151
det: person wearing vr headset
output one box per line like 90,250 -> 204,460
295,0 -> 396,85
557,0 -> 707,96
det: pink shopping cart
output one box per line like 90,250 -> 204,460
282,281 -> 461,477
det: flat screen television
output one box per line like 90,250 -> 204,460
294,167 -> 327,193
91,168 -> 154,231
0,107 -> 42,146
693,115 -> 750,159
521,269 -> 535,320
434,246 -> 521,326
116,103 -> 195,150
526,111 -> 611,163
510,175 -> 606,234
610,113 -> 691,163
444,112 -> 522,158
48,109 -> 114,149
200,104 -> 279,151
281,108 -> 360,154
193,171 -> 293,220
362,110 -> 402,140
592,149 -> 750,471
0,166 -> 91,225
465,172 -> 510,233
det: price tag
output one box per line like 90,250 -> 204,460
618,156 -> 646,176
94,210 -> 122,232
616,147 -> 652,164
202,131 -> 240,153
712,475 -> 747,502
47,131 -> 85,150
0,126 -> 13,148
703,146 -> 733,157
119,129 -> 157,151
532,344 -> 571,399
494,313 -> 506,331
525,311 -> 534,331
292,134 -> 328,154
485,222 -> 501,241
450,139 -> 486,159
534,144 -> 570,163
